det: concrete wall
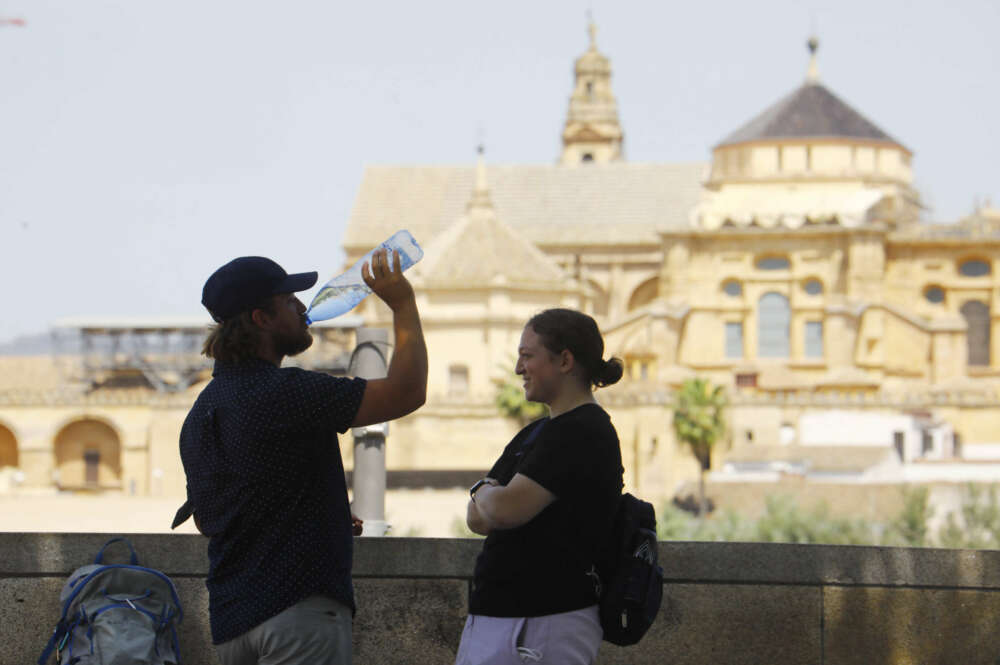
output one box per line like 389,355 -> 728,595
4,534 -> 998,665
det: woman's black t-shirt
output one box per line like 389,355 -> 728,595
469,403 -> 624,617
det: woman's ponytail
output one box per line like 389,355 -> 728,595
595,357 -> 624,388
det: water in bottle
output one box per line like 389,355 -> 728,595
305,230 -> 423,324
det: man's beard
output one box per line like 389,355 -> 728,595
274,327 -> 313,357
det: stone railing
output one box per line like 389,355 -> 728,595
4,534 -> 998,664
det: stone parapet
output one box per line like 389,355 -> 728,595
2,534 -> 995,664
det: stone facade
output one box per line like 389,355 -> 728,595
340,32 -> 1000,504
1,29 -> 999,531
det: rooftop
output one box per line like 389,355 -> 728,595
344,162 -> 707,249
718,82 -> 903,149
717,39 -> 906,151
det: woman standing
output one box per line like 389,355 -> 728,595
456,308 -> 624,665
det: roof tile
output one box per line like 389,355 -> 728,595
718,83 -> 903,148
344,162 -> 707,250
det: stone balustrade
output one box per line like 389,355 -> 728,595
3,534 -> 997,664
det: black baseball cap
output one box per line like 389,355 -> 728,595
201,256 -> 318,322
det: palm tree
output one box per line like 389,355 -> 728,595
672,377 -> 727,518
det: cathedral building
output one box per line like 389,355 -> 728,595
344,26 -> 1000,504
1,25 -> 998,530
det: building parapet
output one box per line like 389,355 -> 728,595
603,388 -> 1000,409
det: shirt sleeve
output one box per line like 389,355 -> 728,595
280,368 -> 368,434
517,420 -> 593,499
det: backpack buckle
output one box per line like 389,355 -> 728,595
586,564 -> 603,597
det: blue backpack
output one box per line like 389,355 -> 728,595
39,538 -> 183,665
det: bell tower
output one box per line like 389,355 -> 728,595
560,20 -> 624,165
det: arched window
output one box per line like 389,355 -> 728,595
628,277 -> 658,311
961,301 -> 991,366
756,256 -> 790,271
0,424 -> 17,469
54,419 -> 121,490
758,292 -> 790,358
959,260 -> 991,277
581,153 -> 594,163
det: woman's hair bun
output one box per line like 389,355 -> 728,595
595,357 -> 624,388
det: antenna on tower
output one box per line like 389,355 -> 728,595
806,35 -> 820,83
586,9 -> 597,49
476,125 -> 486,156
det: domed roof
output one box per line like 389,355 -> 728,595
718,82 -> 904,149
717,39 -> 908,152
575,49 -> 610,74
574,20 -> 610,74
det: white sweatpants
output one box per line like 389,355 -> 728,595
454,605 -> 602,665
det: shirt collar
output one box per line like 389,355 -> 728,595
212,357 -> 276,378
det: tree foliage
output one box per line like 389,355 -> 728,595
657,484 -> 1000,550
938,484 -> 1000,549
883,485 -> 931,547
658,496 -> 871,545
494,358 -> 547,425
672,378 -> 727,469
672,377 -> 727,516
754,496 -> 873,545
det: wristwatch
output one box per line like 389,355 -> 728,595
469,478 -> 490,500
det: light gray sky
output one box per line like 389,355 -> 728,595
1,0 -> 997,344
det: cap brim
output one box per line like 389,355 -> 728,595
278,271 -> 318,294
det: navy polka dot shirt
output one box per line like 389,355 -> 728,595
179,358 -> 367,645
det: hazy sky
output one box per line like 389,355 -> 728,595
1,0 -> 997,344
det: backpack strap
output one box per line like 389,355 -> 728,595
37,622 -> 65,665
94,537 -> 139,565
625,494 -> 656,532
514,419 -> 547,459
522,419 -> 547,446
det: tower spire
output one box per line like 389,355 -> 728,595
806,36 -> 820,84
559,19 -> 624,165
466,144 -> 494,214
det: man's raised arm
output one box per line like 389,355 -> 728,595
351,248 -> 428,427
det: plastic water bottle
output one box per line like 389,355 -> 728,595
305,230 -> 424,324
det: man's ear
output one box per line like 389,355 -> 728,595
250,307 -> 272,329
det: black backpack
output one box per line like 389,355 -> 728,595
594,493 -> 664,646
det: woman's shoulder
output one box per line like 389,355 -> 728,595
547,404 -> 618,443
551,403 -> 612,427
501,417 -> 549,449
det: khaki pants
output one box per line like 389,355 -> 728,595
216,595 -> 352,665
